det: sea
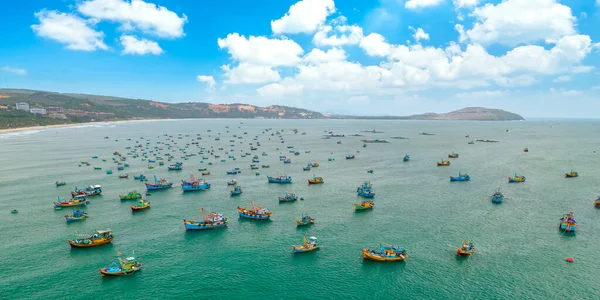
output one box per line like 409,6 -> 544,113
1,119 -> 599,299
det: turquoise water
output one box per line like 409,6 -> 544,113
1,119 -> 599,299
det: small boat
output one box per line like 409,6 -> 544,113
68,229 -> 114,248
303,165 -> 312,171
226,169 -> 240,175
238,201 -> 272,220
357,182 -> 376,198
367,169 -> 374,174
250,164 -> 259,170
98,251 -> 142,276
508,174 -> 525,183
448,152 -> 459,158
56,181 -> 67,187
227,179 -> 237,185
450,172 -> 470,182
311,162 -> 319,167
362,244 -> 407,262
133,174 -> 147,181
119,191 -> 142,200
456,241 -> 475,256
118,174 -> 129,179
283,158 -> 292,164
559,211 -> 577,232
10,209 -> 18,214
54,195 -> 88,209
181,174 -> 211,192
296,213 -> 315,226
292,234 -> 319,253
345,154 -> 355,159
491,189 -> 503,203
524,148 -> 529,152
131,199 -> 151,212
595,196 -> 600,208
354,199 -> 374,211
184,208 -> 228,230
403,155 -> 410,162
262,164 -> 270,168
468,141 -> 475,144
565,170 -> 578,178
230,185 -> 242,196
307,176 -> 324,184
201,170 -> 211,175
437,159 -> 450,166
65,209 -> 88,222
168,162 -> 183,171
145,176 -> 173,190
71,185 -> 102,197
267,174 -> 292,183
279,193 -> 298,202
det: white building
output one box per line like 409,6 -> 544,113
30,108 -> 47,115
16,102 -> 29,111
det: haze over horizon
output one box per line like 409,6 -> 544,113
1,0 -> 599,118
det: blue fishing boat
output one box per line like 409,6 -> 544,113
145,176 -> 173,190
168,162 -> 183,171
65,209 -> 88,222
283,158 -> 292,164
508,174 -> 525,183
357,182 -> 376,198
303,164 -> 312,171
181,174 -> 210,192
71,185 -> 102,197
559,211 -> 577,232
346,154 -> 355,159
267,174 -> 292,183
133,174 -> 147,181
450,172 -> 470,182
226,169 -> 240,175
403,154 -> 410,162
491,189 -> 504,203
237,201 -> 272,220
279,155 -> 286,161
183,208 -> 228,230
278,193 -> 298,202
230,185 -> 242,196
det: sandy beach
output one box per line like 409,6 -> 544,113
0,119 -> 156,134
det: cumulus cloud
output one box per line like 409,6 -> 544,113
405,0 -> 444,9
197,75 -> 216,90
1,67 -> 27,76
271,0 -> 335,34
120,35 -> 162,55
31,10 -> 107,51
217,33 -> 304,67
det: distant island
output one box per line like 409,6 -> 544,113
0,89 -> 524,130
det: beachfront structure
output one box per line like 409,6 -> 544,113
30,108 -> 47,115
16,102 -> 29,111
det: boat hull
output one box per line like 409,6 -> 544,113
560,224 -> 576,232
131,204 -> 150,211
361,249 -> 407,262
99,264 -> 142,276
238,212 -> 271,220
183,219 -> 228,230
450,177 -> 470,182
456,249 -> 474,256
292,245 -> 319,253
65,214 -> 88,222
68,237 -> 114,248
145,183 -> 173,190
181,185 -> 210,192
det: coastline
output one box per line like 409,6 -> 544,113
0,119 -> 156,134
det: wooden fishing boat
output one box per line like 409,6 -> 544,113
10,209 -> 18,214
227,179 -> 237,185
65,209 -> 88,222
119,191 -> 142,200
508,174 -> 525,183
403,154 -> 410,162
68,229 -> 114,248
354,199 -> 374,211
292,235 -> 319,253
183,208 -> 228,230
456,241 -> 475,256
357,182 -> 376,198
308,176 -> 324,184
267,174 -> 292,183
54,195 -> 88,209
279,193 -> 298,202
98,251 -> 142,276
595,196 -> 600,208
491,189 -> 503,203
448,152 -> 459,158
559,211 -> 577,232
565,170 -> 578,178
181,174 -> 211,192
133,174 -> 147,181
362,244 -> 407,262
145,176 -> 173,190
55,181 -> 67,187
238,201 -> 272,220
437,159 -> 450,166
303,165 -> 312,171
230,185 -> 242,196
118,174 -> 129,179
201,170 -> 211,175
71,185 -> 102,197
262,164 -> 270,168
345,154 -> 355,159
131,200 -> 150,212
296,213 -> 315,226
168,162 -> 183,171
450,172 -> 470,182
311,162 -> 319,167
523,148 -> 529,152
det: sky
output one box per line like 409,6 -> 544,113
0,0 -> 599,117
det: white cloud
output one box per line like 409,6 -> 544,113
221,63 -> 281,84
553,75 -> 572,82
405,0 -> 444,9
271,0 -> 335,34
303,48 -> 347,64
120,35 -> 162,55
453,0 -> 479,8
1,67 -> 27,76
359,33 -> 392,57
410,27 -> 430,42
31,10 -> 107,51
78,0 -> 187,38
257,81 -> 304,97
196,75 -> 216,91
217,33 -> 304,67
465,0 -> 576,45
313,24 -> 364,47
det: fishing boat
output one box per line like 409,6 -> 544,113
131,199 -> 150,212
292,234 -> 319,253
262,164 -> 270,168
98,251 -> 142,276
448,152 -> 459,158
201,170 -> 211,175
133,174 -> 147,181
559,211 -> 577,232
303,165 -> 312,171
565,170 -> 578,178
10,209 -> 18,214
118,174 -> 129,179
227,179 -> 237,185
367,169 -> 374,174
456,241 -> 475,256
65,209 -> 88,222
283,158 -> 292,164
71,185 -> 102,197
524,148 -> 529,152
311,162 -> 319,167
508,174 -> 525,183
230,185 -> 242,196
250,164 -> 259,170
56,181 -> 67,187
226,169 -> 240,175
278,193 -> 298,202
181,174 -> 211,192
307,176 -> 324,184
468,141 -> 475,144
345,154 -> 355,159
267,174 -> 292,183
362,244 -> 407,262
168,162 -> 183,171
68,229 -> 114,248
595,196 -> 600,208
403,154 -> 410,162
237,201 -> 272,220
437,159 -> 450,166
357,182 -> 376,198
145,176 -> 173,190
354,199 -> 374,211
184,208 -> 228,230
119,191 -> 142,200
296,213 -> 315,226
491,189 -> 503,203
450,172 -> 470,182
54,195 -> 88,209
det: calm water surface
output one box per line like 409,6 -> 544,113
1,119 -> 599,299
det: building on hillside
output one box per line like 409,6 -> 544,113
16,102 -> 29,111
0,105 -> 8,110
46,106 -> 64,113
30,108 -> 47,115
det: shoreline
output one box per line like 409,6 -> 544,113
0,119 -> 156,134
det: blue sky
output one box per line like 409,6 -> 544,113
0,0 -> 599,117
